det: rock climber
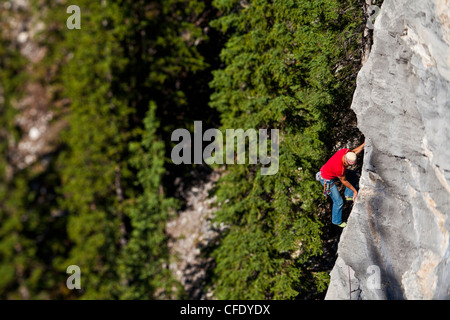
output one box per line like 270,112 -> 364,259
316,142 -> 365,228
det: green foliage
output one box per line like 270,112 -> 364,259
119,102 -> 181,299
55,0 -> 211,298
208,0 -> 362,299
0,23 -> 68,299
0,26 -> 31,299
55,1 -> 131,298
0,0 -> 362,299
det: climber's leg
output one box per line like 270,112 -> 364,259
329,183 -> 344,225
317,173 -> 344,225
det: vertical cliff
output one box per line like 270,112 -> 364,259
326,0 -> 450,299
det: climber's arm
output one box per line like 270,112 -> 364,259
338,175 -> 358,201
352,141 -> 365,155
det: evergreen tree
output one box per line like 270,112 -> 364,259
56,0 -> 213,298
0,0 -> 364,299
208,0 -> 363,299
119,102 -> 181,299
56,0 -> 133,298
0,20 -> 68,299
0,33 -> 31,298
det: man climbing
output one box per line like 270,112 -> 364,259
316,142 -> 365,228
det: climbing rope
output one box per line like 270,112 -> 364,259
348,265 -> 352,300
347,265 -> 362,300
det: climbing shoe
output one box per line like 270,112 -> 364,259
338,222 -> 347,228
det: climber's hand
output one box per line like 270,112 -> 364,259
353,191 -> 358,202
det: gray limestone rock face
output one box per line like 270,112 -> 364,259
325,0 -> 450,300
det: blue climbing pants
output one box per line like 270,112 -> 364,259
316,170 -> 359,225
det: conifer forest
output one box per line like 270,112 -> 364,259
0,0 -> 374,299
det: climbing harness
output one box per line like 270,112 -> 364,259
316,171 -> 334,197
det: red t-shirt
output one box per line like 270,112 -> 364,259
320,148 -> 350,180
